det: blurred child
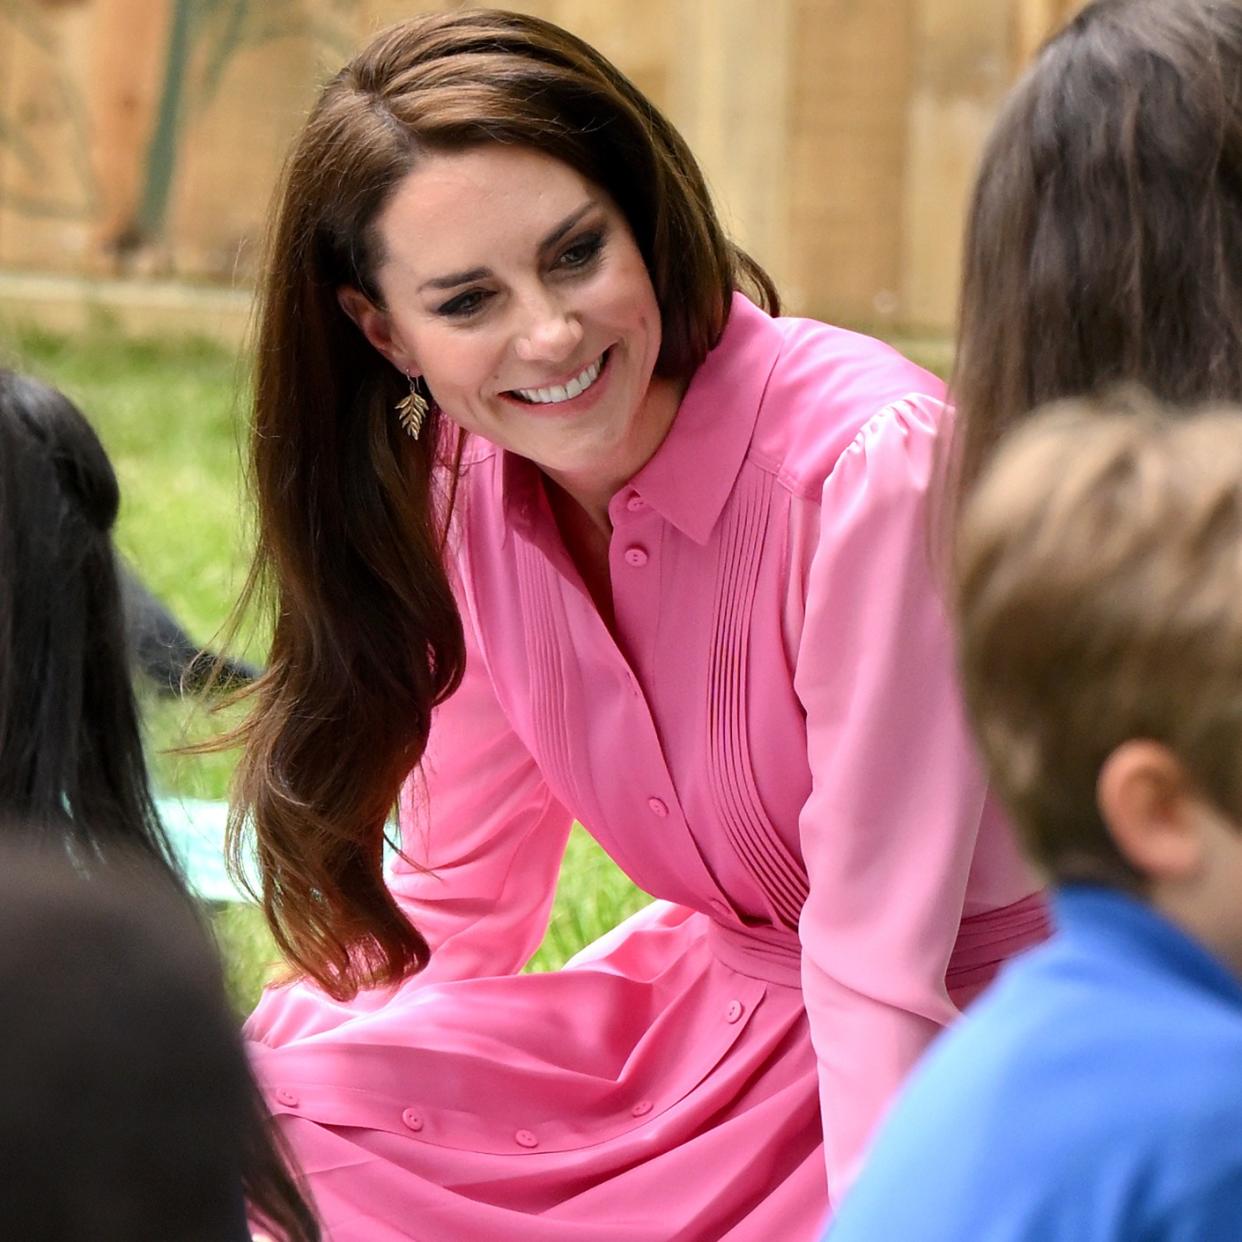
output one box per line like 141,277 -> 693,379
948,0 -> 1242,518
0,842 -> 306,1241
0,367 -> 183,872
0,368 -> 318,1240
828,397 -> 1242,1240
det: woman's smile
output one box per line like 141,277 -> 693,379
503,348 -> 612,411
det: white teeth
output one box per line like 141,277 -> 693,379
514,354 -> 604,405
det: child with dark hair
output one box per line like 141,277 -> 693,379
948,0 -> 1242,516
0,369 -> 318,1240
0,367 -> 181,870
827,397 -> 1242,1240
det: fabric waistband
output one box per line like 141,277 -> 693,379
705,890 -> 1051,991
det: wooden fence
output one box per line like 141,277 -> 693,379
0,0 -> 1082,336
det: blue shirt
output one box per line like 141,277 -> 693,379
826,887 -> 1242,1241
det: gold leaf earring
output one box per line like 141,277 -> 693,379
396,374 -> 429,440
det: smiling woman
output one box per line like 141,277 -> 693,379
232,9 -> 1047,1241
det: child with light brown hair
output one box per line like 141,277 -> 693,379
828,394 -> 1242,1241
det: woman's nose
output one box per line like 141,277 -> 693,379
513,294 -> 584,364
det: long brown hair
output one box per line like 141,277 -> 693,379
947,0 -> 1242,529
232,9 -> 777,1000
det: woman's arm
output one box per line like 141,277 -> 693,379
795,395 -> 989,1201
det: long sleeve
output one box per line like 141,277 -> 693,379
794,394 -> 989,1202
387,580 -> 575,986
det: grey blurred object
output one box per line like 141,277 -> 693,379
119,563 -> 260,696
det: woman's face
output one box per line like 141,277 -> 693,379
342,144 -> 678,505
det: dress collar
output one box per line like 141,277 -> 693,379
1054,885 -> 1242,1011
498,292 -> 784,546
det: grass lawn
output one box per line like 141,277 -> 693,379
0,315 -> 950,1016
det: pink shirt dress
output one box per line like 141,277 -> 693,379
247,294 -> 1048,1240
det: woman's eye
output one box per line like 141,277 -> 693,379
557,232 -> 604,270
438,289 -> 489,318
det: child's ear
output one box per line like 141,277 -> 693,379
337,286 -> 415,374
1097,740 -> 1202,882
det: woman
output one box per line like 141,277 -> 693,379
236,10 -> 1047,1239
0,368 -> 318,1242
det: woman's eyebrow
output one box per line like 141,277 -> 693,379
417,201 -> 598,293
537,201 -> 597,253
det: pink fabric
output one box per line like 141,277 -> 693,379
247,295 -> 1047,1240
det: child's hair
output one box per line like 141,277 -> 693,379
948,0 -> 1242,526
953,392 -> 1242,888
0,841 -> 319,1241
0,371 -> 319,1237
0,368 -> 177,874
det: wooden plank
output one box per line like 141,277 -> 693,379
0,0 -> 98,271
85,0 -> 174,271
160,0 -> 352,283
786,0 -> 914,324
900,0 -> 1012,330
668,0 -> 793,304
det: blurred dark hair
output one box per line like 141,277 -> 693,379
0,370 -> 317,1238
0,841 -> 318,1242
0,368 -> 178,873
230,7 -> 777,999
947,0 -> 1242,528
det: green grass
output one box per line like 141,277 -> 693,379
0,318 -> 651,1013
1,316 -> 949,1015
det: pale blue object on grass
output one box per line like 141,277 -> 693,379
156,796 -> 399,904
156,796 -> 251,903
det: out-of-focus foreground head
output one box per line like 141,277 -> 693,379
951,0 -> 1242,512
0,842 -> 260,1240
954,393 -> 1242,888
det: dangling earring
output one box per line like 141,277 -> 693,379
396,373 -> 429,440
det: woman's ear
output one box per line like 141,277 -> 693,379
337,287 -> 412,373
1098,740 -> 1203,882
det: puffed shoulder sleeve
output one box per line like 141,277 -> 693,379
794,395 -> 988,1201
387,569 -> 575,985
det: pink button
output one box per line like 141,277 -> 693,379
274,1088 -> 299,1108
725,1000 -> 744,1024
647,797 -> 668,818
624,546 -> 649,567
401,1109 -> 424,1132
514,1128 -> 539,1148
631,1099 -> 653,1117
626,494 -> 647,512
